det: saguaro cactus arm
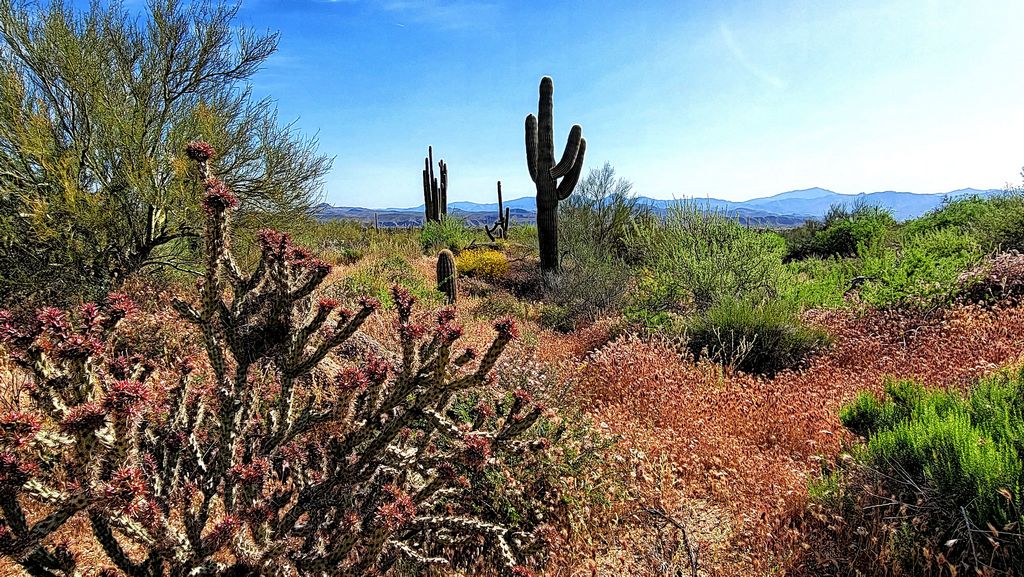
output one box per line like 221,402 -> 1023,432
551,124 -> 583,179
557,137 -> 587,200
525,116 -> 538,182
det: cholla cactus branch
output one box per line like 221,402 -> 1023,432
0,142 -> 551,577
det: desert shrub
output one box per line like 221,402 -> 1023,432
858,227 -> 983,308
337,254 -> 441,309
830,374 -> 1024,575
542,243 -> 633,330
559,162 -> 645,259
783,255 -> 862,309
506,223 -> 539,253
0,144 -> 566,576
685,297 -> 830,376
783,202 -> 895,261
628,202 -> 791,314
539,163 -> 640,328
456,248 -> 510,281
906,191 -> 1024,252
473,293 -> 530,321
420,214 -> 472,253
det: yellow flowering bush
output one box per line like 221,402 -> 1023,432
456,248 -> 509,280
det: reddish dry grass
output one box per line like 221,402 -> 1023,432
566,301 -> 1024,575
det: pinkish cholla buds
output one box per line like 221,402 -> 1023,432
493,317 -> 520,340
103,380 -> 148,416
363,354 -> 391,384
202,177 -> 238,214
0,452 -> 37,489
317,298 -> 340,312
463,435 -> 492,469
56,334 -> 101,361
399,321 -> 427,342
513,388 -> 533,405
390,285 -> 416,318
436,307 -> 457,325
511,566 -> 536,577
229,458 -> 270,486
474,400 -> 496,419
436,322 -> 463,345
60,403 -> 107,435
358,296 -> 381,312
377,485 -> 416,531
0,412 -> 40,447
436,461 -> 458,480
204,515 -> 239,553
335,367 -> 369,392
102,467 -> 147,512
185,140 -> 216,162
79,302 -> 101,331
37,307 -> 70,336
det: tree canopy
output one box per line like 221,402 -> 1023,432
0,0 -> 331,302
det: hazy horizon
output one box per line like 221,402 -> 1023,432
118,0 -> 1024,207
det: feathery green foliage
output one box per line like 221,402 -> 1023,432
0,0 -> 330,303
841,373 -> 1024,537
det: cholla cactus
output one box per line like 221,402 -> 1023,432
0,141 -> 551,576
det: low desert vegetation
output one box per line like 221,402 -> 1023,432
2,1 -> 1024,576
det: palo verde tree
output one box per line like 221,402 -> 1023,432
0,0 -> 330,303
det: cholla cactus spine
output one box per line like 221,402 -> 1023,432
437,249 -> 458,304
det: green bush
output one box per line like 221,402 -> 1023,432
841,375 -> 1024,530
905,191 -> 1024,252
783,202 -> 895,261
685,297 -> 830,376
335,254 -> 441,308
628,202 -> 791,314
858,227 -> 983,308
420,215 -> 472,253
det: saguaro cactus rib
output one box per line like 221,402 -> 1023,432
525,76 -> 586,272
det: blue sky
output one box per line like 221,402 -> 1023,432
161,1 -> 1024,206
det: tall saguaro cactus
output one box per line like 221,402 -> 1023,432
422,146 -> 448,223
525,76 -> 586,272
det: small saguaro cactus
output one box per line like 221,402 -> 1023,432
485,180 -> 511,241
436,249 -> 458,304
525,76 -> 586,272
422,146 -> 448,223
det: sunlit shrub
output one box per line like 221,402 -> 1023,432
420,214 -> 472,253
833,374 -> 1024,575
628,202 -> 791,313
784,202 -> 895,261
456,248 -> 510,281
858,227 -> 983,308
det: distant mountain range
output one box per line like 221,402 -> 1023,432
314,187 -> 1004,228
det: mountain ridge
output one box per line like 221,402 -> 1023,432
315,187 -> 1005,227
